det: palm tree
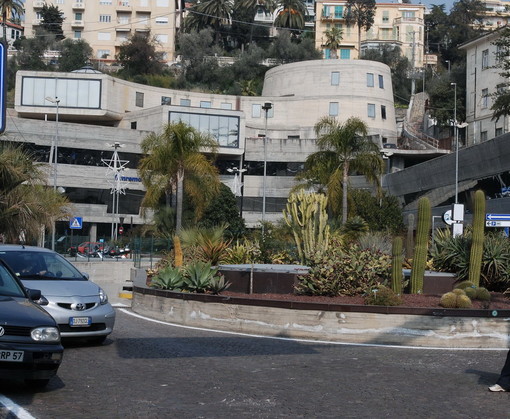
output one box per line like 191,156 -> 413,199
298,116 -> 383,224
0,0 -> 24,43
323,27 -> 343,59
0,145 -> 71,243
274,0 -> 307,31
344,0 -> 376,56
185,0 -> 233,42
138,121 -> 221,232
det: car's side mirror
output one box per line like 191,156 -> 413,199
26,288 -> 41,301
81,272 -> 89,280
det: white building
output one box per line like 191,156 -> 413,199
12,59 -> 397,240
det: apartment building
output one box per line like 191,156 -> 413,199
459,29 -> 509,146
22,0 -> 179,63
480,0 -> 510,29
315,1 -> 425,68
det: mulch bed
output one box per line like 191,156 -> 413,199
221,291 -> 510,309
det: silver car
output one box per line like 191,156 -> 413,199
0,245 -> 115,343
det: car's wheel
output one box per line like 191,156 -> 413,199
25,378 -> 50,388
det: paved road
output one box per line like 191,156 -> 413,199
1,308 -> 509,418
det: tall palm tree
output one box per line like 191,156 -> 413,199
185,0 -> 233,42
0,0 -> 24,42
345,0 -> 376,56
323,26 -> 343,59
138,122 -> 221,232
298,116 -> 383,224
0,145 -> 71,243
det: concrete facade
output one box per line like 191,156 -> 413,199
12,59 -> 397,233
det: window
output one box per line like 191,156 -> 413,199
329,102 -> 339,116
324,49 -> 331,59
367,73 -> 374,87
155,17 -> 168,24
135,92 -> 144,107
322,5 -> 330,17
156,0 -> 168,5
496,127 -> 503,137
252,104 -> 262,118
200,101 -> 211,108
482,49 -> 489,69
56,0 -> 64,4
99,15 -> 112,23
402,11 -> 415,19
74,30 -> 82,39
180,98 -> 191,106
382,11 -> 389,23
482,88 -> 489,108
381,105 -> 386,120
220,103 -> 232,110
340,49 -> 350,59
331,71 -> 340,86
118,15 -> 130,24
481,131 -> 488,142
378,74 -> 384,88
97,49 -> 110,58
99,0 -> 112,4
130,121 -> 137,129
98,32 -> 111,40
74,12 -> 82,20
155,34 -> 168,43
367,103 -> 376,118
334,6 -> 343,18
161,96 -> 171,105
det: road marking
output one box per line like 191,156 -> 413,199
119,308 -> 507,352
0,395 -> 36,419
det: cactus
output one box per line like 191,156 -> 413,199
464,287 -> 477,299
406,213 -> 415,259
410,197 -> 431,294
476,287 -> 491,301
440,291 -> 472,308
283,191 -> 330,265
391,236 -> 403,294
452,288 -> 466,296
468,190 -> 486,287
455,280 -> 475,290
173,235 -> 183,267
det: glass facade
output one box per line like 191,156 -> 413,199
169,111 -> 240,148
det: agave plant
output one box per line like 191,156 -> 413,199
208,275 -> 231,294
184,261 -> 219,293
150,265 -> 185,291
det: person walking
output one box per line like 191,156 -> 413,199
489,351 -> 510,392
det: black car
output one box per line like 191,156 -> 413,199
0,260 -> 63,387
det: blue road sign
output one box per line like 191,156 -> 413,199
485,214 -> 510,221
69,217 -> 83,229
0,42 -> 6,134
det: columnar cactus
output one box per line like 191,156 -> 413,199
468,190 -> 485,287
391,236 -> 403,295
283,191 -> 330,265
410,197 -> 431,294
406,213 -> 415,259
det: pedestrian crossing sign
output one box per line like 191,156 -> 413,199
69,217 -> 83,229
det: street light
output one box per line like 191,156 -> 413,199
45,96 -> 60,251
261,102 -> 272,233
451,83 -> 458,204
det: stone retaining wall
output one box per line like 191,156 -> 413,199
132,288 -> 510,349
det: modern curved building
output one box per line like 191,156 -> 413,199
11,59 -> 397,241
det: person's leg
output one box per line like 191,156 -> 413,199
489,349 -> 510,391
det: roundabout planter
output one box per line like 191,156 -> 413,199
131,284 -> 510,349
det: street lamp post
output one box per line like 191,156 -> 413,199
451,82 -> 458,204
446,60 -> 450,74
261,102 -> 272,235
45,96 -> 60,251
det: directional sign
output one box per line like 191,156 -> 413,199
486,214 -> 510,221
69,217 -> 83,229
486,220 -> 510,228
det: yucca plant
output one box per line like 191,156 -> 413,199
184,261 -> 219,293
150,265 -> 185,291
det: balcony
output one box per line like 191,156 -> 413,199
116,1 -> 132,11
394,16 -> 424,25
33,1 -> 45,8
71,20 -> 85,27
72,2 -> 85,9
320,13 -> 345,21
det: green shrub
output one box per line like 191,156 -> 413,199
184,261 -> 220,293
296,239 -> 391,296
222,240 -> 261,264
364,285 -> 402,306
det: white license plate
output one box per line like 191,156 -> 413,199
69,317 -> 91,327
0,350 -> 24,362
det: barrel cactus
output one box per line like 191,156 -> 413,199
440,290 -> 472,308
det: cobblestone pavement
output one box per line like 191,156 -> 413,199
1,308 -> 509,418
